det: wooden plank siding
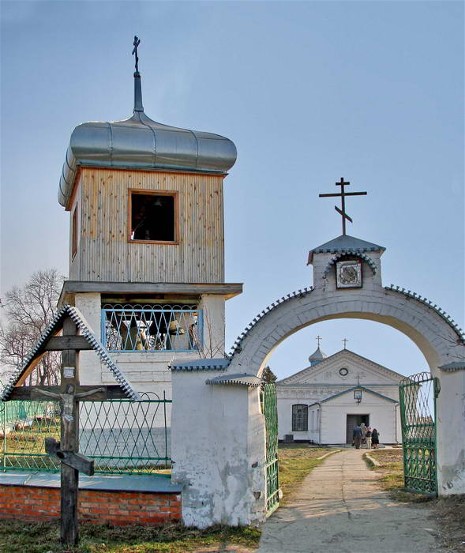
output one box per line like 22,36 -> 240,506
69,169 -> 225,283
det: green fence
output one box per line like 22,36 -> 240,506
262,383 -> 280,514
399,372 -> 438,496
0,392 -> 171,474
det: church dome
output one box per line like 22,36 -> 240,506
309,346 -> 327,366
58,62 -> 237,208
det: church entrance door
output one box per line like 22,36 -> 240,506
346,414 -> 369,444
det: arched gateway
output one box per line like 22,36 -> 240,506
172,225 -> 465,529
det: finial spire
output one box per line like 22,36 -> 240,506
132,36 -> 144,113
132,36 -> 141,73
319,178 -> 367,235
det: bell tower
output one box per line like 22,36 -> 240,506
58,38 -> 241,391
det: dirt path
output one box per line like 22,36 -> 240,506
256,448 -> 441,553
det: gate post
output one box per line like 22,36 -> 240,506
436,365 -> 465,495
170,361 -> 267,528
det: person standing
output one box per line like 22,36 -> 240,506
353,424 -> 362,449
371,428 -> 379,449
365,427 -> 372,449
360,422 -> 367,447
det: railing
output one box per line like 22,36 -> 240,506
0,393 -> 171,475
102,304 -> 202,352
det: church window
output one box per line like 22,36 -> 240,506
292,404 -> 308,431
129,191 -> 177,243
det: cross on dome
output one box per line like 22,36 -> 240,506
319,178 -> 367,235
132,36 -> 141,73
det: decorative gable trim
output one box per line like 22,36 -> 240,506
386,285 -> 465,344
206,373 -> 262,387
228,287 -> 314,358
169,358 -> 230,371
1,305 -> 139,401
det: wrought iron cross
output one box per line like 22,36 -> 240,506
316,335 -> 322,347
342,338 -> 348,349
319,178 -> 367,235
132,35 -> 141,73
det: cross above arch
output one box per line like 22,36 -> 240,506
319,178 -> 367,235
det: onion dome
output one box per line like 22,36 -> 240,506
58,49 -> 237,208
309,346 -> 327,366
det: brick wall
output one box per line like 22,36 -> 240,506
0,485 -> 181,526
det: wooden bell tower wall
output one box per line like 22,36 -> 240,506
69,168 -> 225,284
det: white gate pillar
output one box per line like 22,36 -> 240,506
170,360 -> 267,528
436,364 -> 465,494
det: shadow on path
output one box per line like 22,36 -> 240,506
257,448 -> 439,553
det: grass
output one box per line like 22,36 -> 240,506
364,447 -> 406,494
0,521 -> 261,553
278,444 -> 330,503
364,447 -> 433,502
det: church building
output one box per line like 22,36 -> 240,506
276,342 -> 403,445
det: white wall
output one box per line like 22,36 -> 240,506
320,398 -> 400,444
171,369 -> 267,528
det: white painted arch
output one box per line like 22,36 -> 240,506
228,285 -> 465,376
227,284 -> 465,495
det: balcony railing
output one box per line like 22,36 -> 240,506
102,304 -> 201,352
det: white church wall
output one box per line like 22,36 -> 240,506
320,395 -> 400,444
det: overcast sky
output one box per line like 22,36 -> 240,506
1,0 -> 463,380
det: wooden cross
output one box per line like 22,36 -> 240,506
132,35 -> 141,73
319,177 -> 367,235
9,315 -> 131,546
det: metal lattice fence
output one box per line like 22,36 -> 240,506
261,383 -> 280,514
399,372 -> 438,496
0,392 -> 171,474
102,304 -> 202,352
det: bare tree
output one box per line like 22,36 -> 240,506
194,308 -> 226,359
0,269 -> 65,386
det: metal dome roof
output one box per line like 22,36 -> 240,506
58,70 -> 237,208
308,346 -> 327,365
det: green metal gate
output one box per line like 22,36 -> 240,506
261,383 -> 280,514
399,372 -> 439,496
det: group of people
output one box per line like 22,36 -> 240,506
352,423 -> 379,449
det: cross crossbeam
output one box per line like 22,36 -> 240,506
319,177 -> 367,235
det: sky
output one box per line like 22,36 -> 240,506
1,0 -> 464,381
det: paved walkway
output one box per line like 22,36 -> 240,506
257,448 -> 439,553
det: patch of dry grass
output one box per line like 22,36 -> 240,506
0,520 -> 261,553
